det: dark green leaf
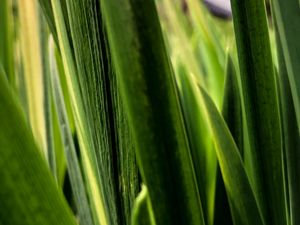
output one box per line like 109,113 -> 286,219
229,0 -> 287,223
101,0 -> 205,224
275,24 -> 300,225
271,0 -> 300,132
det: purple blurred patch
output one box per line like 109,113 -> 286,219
203,0 -> 232,19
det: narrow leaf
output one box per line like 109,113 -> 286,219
40,15 -> 57,179
101,0 -> 205,224
214,54 -> 242,225
50,38 -> 94,225
275,24 -> 300,225
0,66 -> 77,225
131,185 -> 156,225
271,0 -> 300,132
63,1 -> 140,224
199,85 -> 264,225
176,63 -> 217,225
49,0 -> 109,224
229,0 -> 286,223
19,0 -> 47,158
0,0 -> 14,83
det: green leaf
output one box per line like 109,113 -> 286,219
111,79 -> 140,225
50,39 -> 94,225
198,85 -> 264,225
0,0 -> 14,84
222,55 -> 243,154
101,0 -> 205,224
0,66 -> 77,225
131,185 -> 156,225
271,0 -> 300,132
176,63 -> 216,225
37,0 -> 58,44
45,0 -> 140,224
64,1 -> 131,224
229,0 -> 287,223
40,14 -> 57,179
214,54 -> 242,225
49,0 -> 110,224
58,1 -> 140,224
275,24 -> 300,225
19,0 -> 47,159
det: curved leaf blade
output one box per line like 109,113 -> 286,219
198,85 -> 264,225
0,67 -> 77,225
131,185 -> 156,225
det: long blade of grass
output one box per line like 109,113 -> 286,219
64,1 -> 130,224
176,63 -> 217,225
0,0 -> 14,84
51,48 -> 74,187
61,1 -> 140,224
49,38 -> 94,225
49,0 -> 109,224
37,0 -> 57,41
101,0 -> 205,224
229,0 -> 286,223
222,55 -> 243,154
40,14 -> 57,179
111,76 -> 140,225
0,66 -> 77,225
275,23 -> 300,225
214,54 -> 242,225
271,0 -> 300,132
40,0 -> 140,224
19,0 -> 47,158
197,84 -> 264,225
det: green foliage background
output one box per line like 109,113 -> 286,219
0,0 -> 299,225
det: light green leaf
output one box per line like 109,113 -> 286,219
214,54 -> 242,225
176,63 -> 216,225
0,66 -> 77,225
40,14 -> 57,179
131,185 -> 156,225
0,0 -> 14,84
19,0 -> 47,159
50,38 -> 94,225
199,85 -> 264,225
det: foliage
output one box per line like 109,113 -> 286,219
0,0 -> 299,225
